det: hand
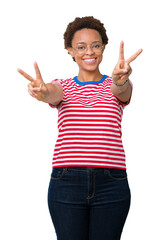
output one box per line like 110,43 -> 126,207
112,41 -> 143,85
17,62 -> 48,101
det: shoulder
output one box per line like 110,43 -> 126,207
50,78 -> 74,89
105,75 -> 112,84
51,78 -> 73,85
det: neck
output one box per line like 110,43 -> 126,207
77,70 -> 103,82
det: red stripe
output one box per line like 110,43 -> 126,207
55,141 -> 123,148
56,137 -> 122,143
58,132 -> 121,138
54,145 -> 124,150
60,124 -> 119,129
54,150 -> 125,157
59,109 -> 120,114
61,104 -> 119,110
52,159 -> 126,167
58,128 -> 120,133
57,119 -> 118,128
52,165 -> 126,169
53,155 -> 125,160
59,118 -> 117,123
58,115 -> 121,123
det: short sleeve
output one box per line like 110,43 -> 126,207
48,79 -> 64,109
50,79 -> 63,88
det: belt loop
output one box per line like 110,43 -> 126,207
104,168 -> 109,174
64,167 -> 68,172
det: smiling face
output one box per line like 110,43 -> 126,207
68,28 -> 105,74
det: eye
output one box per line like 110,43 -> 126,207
92,43 -> 101,49
77,45 -> 86,50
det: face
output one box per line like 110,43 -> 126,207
68,28 -> 105,73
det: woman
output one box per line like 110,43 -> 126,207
18,16 -> 142,240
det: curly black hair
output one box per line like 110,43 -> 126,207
64,16 -> 109,49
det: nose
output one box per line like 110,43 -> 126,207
85,45 -> 94,54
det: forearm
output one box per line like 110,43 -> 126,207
110,79 -> 132,103
41,83 -> 64,104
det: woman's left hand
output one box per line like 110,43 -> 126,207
112,41 -> 143,85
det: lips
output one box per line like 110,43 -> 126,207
83,58 -> 97,65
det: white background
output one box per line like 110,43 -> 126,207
0,0 -> 160,239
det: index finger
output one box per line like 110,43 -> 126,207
17,68 -> 34,82
34,61 -> 42,80
126,49 -> 143,64
118,41 -> 124,60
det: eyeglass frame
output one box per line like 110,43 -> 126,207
72,41 -> 104,55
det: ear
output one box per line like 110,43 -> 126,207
67,47 -> 75,58
102,45 -> 106,53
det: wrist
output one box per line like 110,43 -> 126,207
36,85 -> 49,102
40,87 -> 50,102
112,79 -> 129,87
111,79 -> 130,94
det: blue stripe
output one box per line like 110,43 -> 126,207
73,75 -> 107,85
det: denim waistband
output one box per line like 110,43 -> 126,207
52,167 -> 126,172
67,167 -> 104,170
54,166 -> 109,172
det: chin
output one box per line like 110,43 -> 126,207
82,65 -> 99,72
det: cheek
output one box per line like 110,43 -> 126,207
74,55 -> 82,64
97,54 -> 103,63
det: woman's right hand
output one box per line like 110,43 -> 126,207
17,61 -> 49,101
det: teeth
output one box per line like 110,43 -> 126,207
84,58 -> 95,62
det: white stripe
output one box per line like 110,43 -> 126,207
59,111 -> 120,117
58,131 -> 120,141
58,129 -> 120,134
55,142 -> 123,151
61,103 -> 119,108
54,148 -> 124,155
58,116 -> 120,126
53,153 -> 125,159
60,105 -> 120,111
57,138 -> 122,145
60,107 -> 120,114
55,144 -> 124,150
52,158 -> 125,164
60,126 -> 119,130
60,106 -> 120,112
62,96 -> 117,102
60,121 -> 118,126
62,102 -> 118,108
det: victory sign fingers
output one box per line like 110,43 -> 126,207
17,62 -> 44,87
118,41 -> 143,65
126,48 -> 143,64
17,68 -> 34,82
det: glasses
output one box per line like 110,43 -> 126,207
72,41 -> 104,55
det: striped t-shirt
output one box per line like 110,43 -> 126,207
49,75 -> 132,170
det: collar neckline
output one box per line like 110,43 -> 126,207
73,75 -> 107,85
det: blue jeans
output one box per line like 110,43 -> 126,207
48,167 -> 131,240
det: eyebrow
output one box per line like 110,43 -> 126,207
76,41 -> 101,45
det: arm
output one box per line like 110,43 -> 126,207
44,83 -> 64,105
110,79 -> 132,103
18,62 -> 63,106
111,41 -> 142,103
